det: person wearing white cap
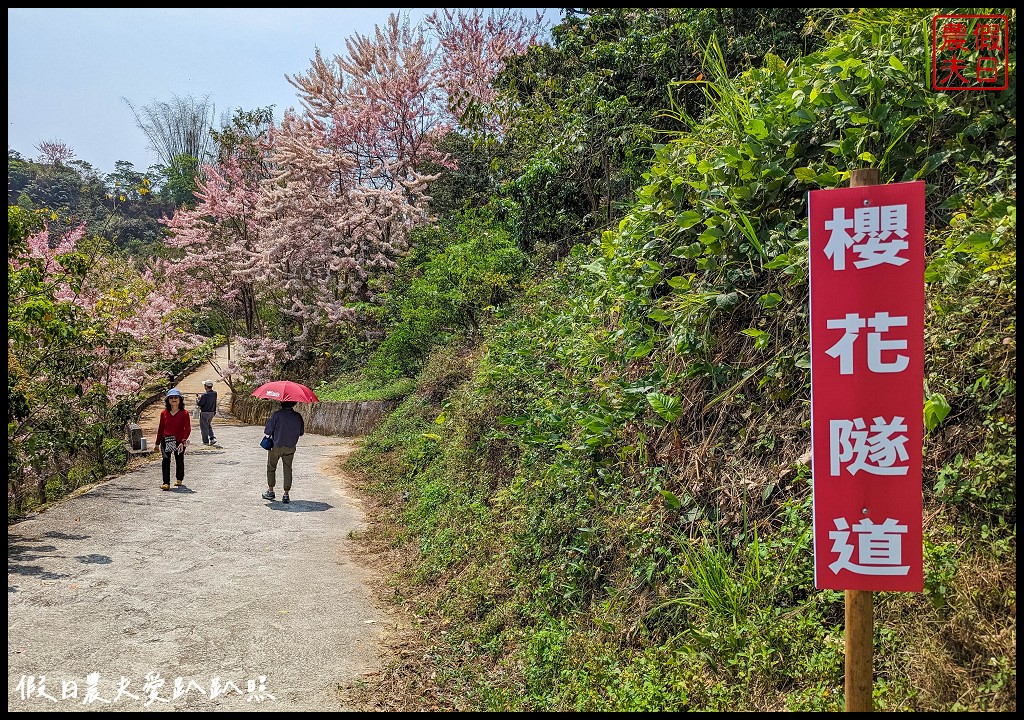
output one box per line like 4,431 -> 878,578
155,388 -> 192,490
196,380 -> 219,446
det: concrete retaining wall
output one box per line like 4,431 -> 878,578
231,393 -> 402,437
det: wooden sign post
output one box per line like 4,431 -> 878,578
845,167 -> 878,713
807,166 -> 926,711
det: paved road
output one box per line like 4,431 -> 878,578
8,363 -> 394,712
138,344 -> 236,443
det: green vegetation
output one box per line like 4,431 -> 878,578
7,6 -> 1014,711
365,211 -> 529,383
6,153 -> 217,516
8,207 -> 137,514
314,374 -> 417,403
8,150 -> 178,260
345,8 -> 1015,712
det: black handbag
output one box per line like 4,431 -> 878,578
260,436 -> 273,451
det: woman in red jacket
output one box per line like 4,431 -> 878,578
155,387 -> 192,490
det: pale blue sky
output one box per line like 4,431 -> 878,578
8,8 -> 560,177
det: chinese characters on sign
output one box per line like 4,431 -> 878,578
808,181 -> 925,592
931,14 -> 1009,91
13,673 -> 276,706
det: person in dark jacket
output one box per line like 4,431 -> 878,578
261,401 -> 305,503
196,380 -> 219,446
155,388 -> 191,491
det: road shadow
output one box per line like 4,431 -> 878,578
8,541 -> 59,557
8,538 -> 75,583
44,531 -> 89,540
8,564 -> 71,580
263,500 -> 333,513
75,553 -> 112,565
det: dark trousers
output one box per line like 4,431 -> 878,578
162,450 -> 186,484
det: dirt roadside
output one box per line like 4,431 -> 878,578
7,355 -> 409,712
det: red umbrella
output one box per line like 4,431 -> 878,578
250,380 -> 319,403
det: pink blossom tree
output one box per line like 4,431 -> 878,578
35,139 -> 76,166
258,12 -> 542,360
426,9 -> 546,134
162,154 -> 269,338
267,14 -> 448,300
159,10 -> 545,382
158,110 -> 280,386
11,209 -> 207,510
19,222 -> 199,402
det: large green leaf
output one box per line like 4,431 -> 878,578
646,392 -> 682,422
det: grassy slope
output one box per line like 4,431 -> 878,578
344,9 -> 1015,712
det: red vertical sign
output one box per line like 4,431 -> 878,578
808,181 -> 925,592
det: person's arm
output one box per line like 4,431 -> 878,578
181,411 -> 191,450
263,412 -> 277,438
155,413 -> 165,447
